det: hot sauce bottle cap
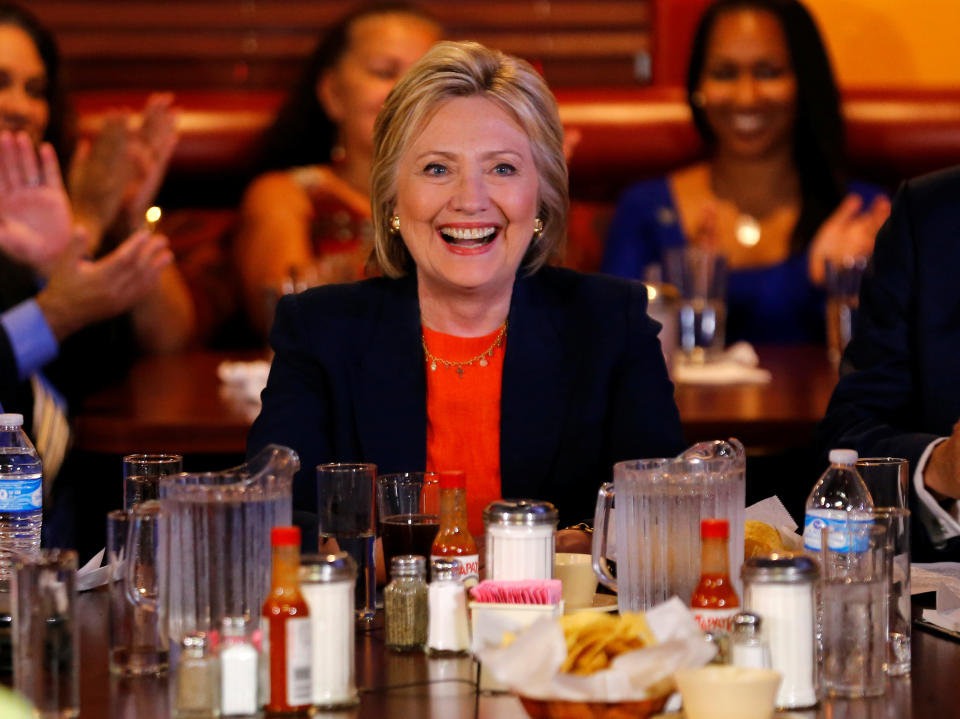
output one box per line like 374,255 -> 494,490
700,518 -> 729,539
271,526 -> 301,546
439,470 -> 466,490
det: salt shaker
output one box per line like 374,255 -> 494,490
483,500 -> 558,580
299,552 -> 359,709
427,558 -> 471,656
385,555 -> 428,652
174,632 -> 221,718
218,617 -> 258,717
731,612 -> 771,670
742,553 -> 819,710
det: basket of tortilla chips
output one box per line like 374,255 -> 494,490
476,598 -> 714,719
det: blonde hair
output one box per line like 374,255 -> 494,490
370,41 -> 568,277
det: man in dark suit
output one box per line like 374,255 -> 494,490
818,166 -> 960,560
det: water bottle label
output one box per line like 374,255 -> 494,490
0,477 -> 41,512
803,511 -> 872,552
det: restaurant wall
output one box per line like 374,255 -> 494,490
806,0 -> 960,89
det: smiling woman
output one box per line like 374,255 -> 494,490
602,0 -> 891,345
246,41 -> 685,548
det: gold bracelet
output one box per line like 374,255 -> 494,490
562,522 -> 594,534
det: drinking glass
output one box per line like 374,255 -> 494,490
123,453 -> 182,510
317,463 -> 377,623
13,549 -> 79,718
107,506 -> 169,676
376,472 -> 440,572
820,520 -> 889,698
871,507 -> 911,676
665,247 -> 727,363
856,457 -> 908,510
825,256 -> 868,366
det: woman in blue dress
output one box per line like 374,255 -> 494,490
603,0 -> 889,344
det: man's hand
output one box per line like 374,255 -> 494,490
924,420 -> 960,499
35,228 -> 173,342
0,131 -> 72,273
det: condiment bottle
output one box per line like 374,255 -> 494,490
803,448 -> 873,552
174,632 -> 221,718
730,612 -> 771,670
430,471 -> 479,584
384,554 -> 428,652
427,558 -> 471,657
742,553 -> 819,710
483,499 -> 557,581
299,552 -> 359,709
261,526 -> 312,714
219,617 -> 258,717
691,518 -> 740,640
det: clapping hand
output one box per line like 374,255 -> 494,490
808,193 -> 891,285
35,228 -> 173,342
0,131 -> 72,274
68,94 -> 178,250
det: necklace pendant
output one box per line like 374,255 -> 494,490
455,366 -> 464,378
479,357 -> 488,367
430,361 -> 437,371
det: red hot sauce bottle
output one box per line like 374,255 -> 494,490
691,518 -> 740,637
430,470 -> 480,585
261,526 -> 312,714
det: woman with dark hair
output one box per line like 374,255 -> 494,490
602,0 -> 890,344
235,4 -> 441,336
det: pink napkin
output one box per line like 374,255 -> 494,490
469,579 -> 562,604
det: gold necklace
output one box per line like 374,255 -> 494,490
422,322 -> 507,378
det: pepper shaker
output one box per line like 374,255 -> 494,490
174,632 -> 220,718
385,555 -> 428,652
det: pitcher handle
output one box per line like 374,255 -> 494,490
125,500 -> 162,612
591,482 -> 617,593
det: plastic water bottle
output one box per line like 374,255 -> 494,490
0,413 -> 42,585
802,448 -> 873,552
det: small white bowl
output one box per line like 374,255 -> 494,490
674,665 -> 781,719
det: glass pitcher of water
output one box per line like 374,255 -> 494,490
591,439 -> 745,612
127,444 -> 298,649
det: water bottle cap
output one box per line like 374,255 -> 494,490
0,413 -> 23,427
701,518 -> 729,539
439,470 -> 466,490
829,449 -> 858,466
271,526 -> 301,546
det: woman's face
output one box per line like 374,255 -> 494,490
697,8 -> 797,159
394,95 -> 540,300
0,24 -> 49,145
319,13 -> 439,157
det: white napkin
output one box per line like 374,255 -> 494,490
76,548 -> 112,592
672,342 -> 771,386
914,563 -> 960,631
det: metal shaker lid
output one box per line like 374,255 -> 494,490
431,557 -> 459,582
741,552 -> 819,584
483,499 -> 558,526
181,632 -> 209,654
300,551 -> 357,583
732,612 -> 762,638
390,554 -> 426,579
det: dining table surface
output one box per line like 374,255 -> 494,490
73,344 -> 839,456
67,589 -> 956,719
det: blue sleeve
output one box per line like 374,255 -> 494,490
0,299 -> 58,380
602,178 -> 682,279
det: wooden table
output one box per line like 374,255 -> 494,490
71,589 -> 955,718
73,346 -> 838,456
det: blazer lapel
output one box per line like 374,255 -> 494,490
355,276 -> 427,473
500,272 -> 581,499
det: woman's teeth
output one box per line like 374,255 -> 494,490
440,226 -> 498,246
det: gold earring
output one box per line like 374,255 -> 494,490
390,215 -> 401,233
690,90 -> 706,108
533,217 -> 544,236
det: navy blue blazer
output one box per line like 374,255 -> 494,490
247,266 -> 685,527
818,166 -> 960,560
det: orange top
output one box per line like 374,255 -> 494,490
423,324 -> 505,537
